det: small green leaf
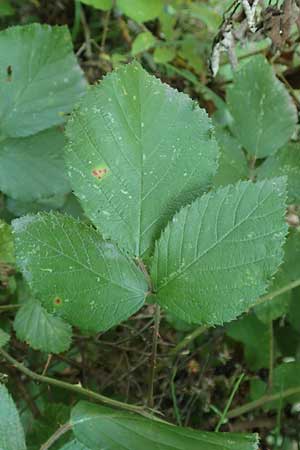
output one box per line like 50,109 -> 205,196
0,328 -> 9,348
0,220 -> 15,265
117,0 -> 163,23
213,127 -> 248,187
256,142 -> 300,204
131,32 -> 156,55
151,179 -> 287,325
250,361 -> 300,410
0,23 -> 86,138
0,384 -> 26,450
14,299 -> 72,354
226,313 -> 272,369
153,46 -> 176,63
80,0 -> 112,10
254,229 -> 300,323
65,61 -> 218,257
0,128 -> 70,202
13,212 -> 147,333
71,402 -> 259,450
227,56 -> 297,158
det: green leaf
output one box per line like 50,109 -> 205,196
71,402 -> 259,450
0,328 -> 10,348
254,229 -> 300,323
80,0 -> 112,10
226,313 -> 272,369
250,361 -> 300,410
0,0 -> 14,16
0,128 -> 70,202
12,212 -> 147,332
131,32 -> 156,56
153,46 -> 176,64
0,384 -> 26,450
227,56 -> 297,158
213,127 -> 248,187
65,61 -> 218,257
0,220 -> 15,265
151,179 -> 287,325
116,0 -> 163,23
256,142 -> 300,204
7,194 -> 67,217
288,287 -> 300,332
0,24 -> 86,138
14,299 -> 72,354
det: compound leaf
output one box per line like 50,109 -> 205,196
151,178 -> 287,325
116,0 -> 163,23
14,299 -> 72,354
227,56 -> 297,158
71,402 -> 259,450
0,128 -> 70,202
66,61 -> 218,257
0,384 -> 26,450
256,142 -> 300,204
12,213 -> 147,332
0,23 -> 86,138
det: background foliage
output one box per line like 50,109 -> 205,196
1,1 -> 300,449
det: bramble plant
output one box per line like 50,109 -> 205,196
1,1 -> 300,449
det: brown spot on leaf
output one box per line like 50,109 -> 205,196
54,297 -> 62,306
92,167 -> 108,180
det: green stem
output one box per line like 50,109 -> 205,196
170,325 -> 207,356
268,321 -> 274,391
0,304 -> 21,312
227,386 -> 300,419
169,277 -> 300,356
0,348 -> 152,418
148,304 -> 161,408
40,422 -> 71,450
215,373 -> 245,431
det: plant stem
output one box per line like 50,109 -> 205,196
255,277 -> 300,306
170,365 -> 182,426
169,277 -> 300,357
148,304 -> 161,408
40,422 -> 72,450
227,386 -> 300,419
100,8 -> 111,52
0,304 -> 20,312
215,373 -> 245,431
170,325 -> 207,356
268,321 -> 274,391
0,348 -> 151,417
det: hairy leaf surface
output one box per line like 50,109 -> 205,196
14,299 -> 72,353
0,23 -> 86,138
66,62 -> 218,257
228,56 -> 297,158
151,179 -> 287,325
13,213 -> 147,332
0,384 -> 26,450
0,128 -> 70,201
71,402 -> 259,450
